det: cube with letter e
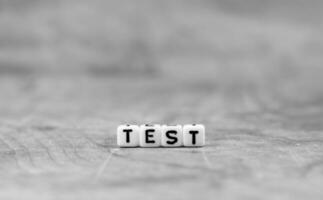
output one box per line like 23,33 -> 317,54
139,124 -> 161,147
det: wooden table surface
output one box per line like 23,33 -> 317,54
0,0 -> 323,199
0,75 -> 322,200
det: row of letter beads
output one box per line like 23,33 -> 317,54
117,124 -> 205,147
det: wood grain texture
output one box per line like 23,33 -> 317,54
0,76 -> 322,200
0,0 -> 323,199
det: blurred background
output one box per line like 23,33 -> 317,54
1,0 -> 323,199
1,0 -> 323,106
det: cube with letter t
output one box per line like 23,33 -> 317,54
183,124 -> 205,147
117,125 -> 140,147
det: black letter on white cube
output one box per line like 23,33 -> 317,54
117,125 -> 140,147
183,124 -> 205,147
140,124 -> 161,147
161,125 -> 183,147
145,129 -> 156,143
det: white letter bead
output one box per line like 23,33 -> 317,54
117,125 -> 140,147
183,124 -> 205,147
161,125 -> 183,147
139,124 -> 161,147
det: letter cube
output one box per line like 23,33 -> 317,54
183,124 -> 205,147
117,124 -> 140,147
139,124 -> 161,147
161,125 -> 183,147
